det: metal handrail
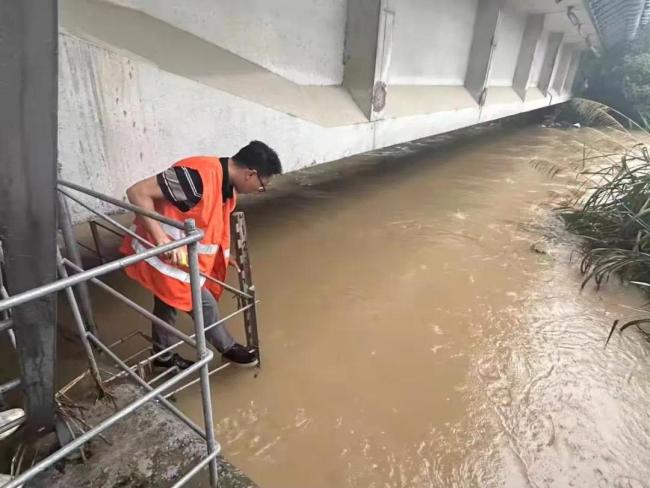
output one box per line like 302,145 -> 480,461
62,259 -> 197,347
87,332 -> 207,439
0,318 -> 12,333
2,352 -> 216,488
59,185 -> 252,299
0,233 -> 201,313
0,379 -> 20,396
58,179 -> 186,230
0,181 -> 229,487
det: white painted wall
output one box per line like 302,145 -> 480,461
388,0 -> 478,85
107,0 -> 346,85
489,5 -> 526,87
528,30 -> 549,88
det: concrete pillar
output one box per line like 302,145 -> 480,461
464,0 -> 505,105
0,0 -> 58,434
537,32 -> 564,95
512,14 -> 545,100
561,49 -> 583,96
343,0 -> 395,120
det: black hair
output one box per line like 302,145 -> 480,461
232,141 -> 282,177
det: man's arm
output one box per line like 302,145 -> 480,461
126,176 -> 185,264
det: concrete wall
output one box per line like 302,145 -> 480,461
58,33 -> 369,206
58,31 -> 570,221
489,5 -> 526,86
465,0 -> 504,101
538,32 -> 564,94
107,0 -> 346,85
388,0 -> 478,85
528,31 -> 549,88
342,0 -> 383,119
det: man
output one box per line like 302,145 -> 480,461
120,141 -> 282,369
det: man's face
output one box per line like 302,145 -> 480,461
236,169 -> 271,194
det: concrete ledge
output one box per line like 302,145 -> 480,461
484,86 -> 523,106
34,382 -> 257,488
479,86 -> 552,122
383,86 -> 477,119
525,87 -> 548,102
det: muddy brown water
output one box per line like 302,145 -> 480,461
13,125 -> 650,487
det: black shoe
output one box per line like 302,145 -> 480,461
153,353 -> 195,370
222,343 -> 259,368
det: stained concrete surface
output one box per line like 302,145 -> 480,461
35,383 -> 257,488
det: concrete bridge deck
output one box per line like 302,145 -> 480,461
57,0 -> 595,222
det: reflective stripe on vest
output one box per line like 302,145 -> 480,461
159,223 -> 220,256
131,238 -> 206,286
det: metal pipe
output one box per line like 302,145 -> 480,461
164,363 -> 231,399
91,219 -> 123,239
171,450 -> 221,488
58,194 -> 99,336
140,303 -> 255,363
88,220 -> 106,264
76,240 -> 100,257
0,232 -> 201,312
86,333 -> 207,439
57,252 -> 104,392
57,180 -> 185,230
102,303 -> 255,383
147,366 -> 178,386
0,416 -> 24,437
0,286 -> 14,348
60,188 -> 252,299
106,330 -> 142,349
2,350 -> 214,488
121,347 -> 150,365
59,187 -> 150,247
186,219 -> 219,487
0,318 -> 12,333
63,259 -> 197,348
0,379 -> 20,395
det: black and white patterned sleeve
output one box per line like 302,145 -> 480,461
156,166 -> 204,212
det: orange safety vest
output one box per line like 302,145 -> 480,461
119,156 -> 236,311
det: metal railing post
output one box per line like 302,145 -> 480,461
88,220 -> 106,264
185,219 -> 219,487
58,194 -> 99,336
0,182 -> 231,487
56,249 -> 104,393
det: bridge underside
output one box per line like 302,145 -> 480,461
59,0 -> 601,218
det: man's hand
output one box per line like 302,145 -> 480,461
156,234 -> 188,266
228,256 -> 241,273
126,175 -> 189,267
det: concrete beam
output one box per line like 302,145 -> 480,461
465,0 -> 505,105
562,50 -> 583,96
512,14 -> 545,100
0,0 -> 58,433
537,32 -> 564,95
550,43 -> 579,96
343,0 -> 394,120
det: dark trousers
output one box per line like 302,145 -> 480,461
152,288 -> 235,355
